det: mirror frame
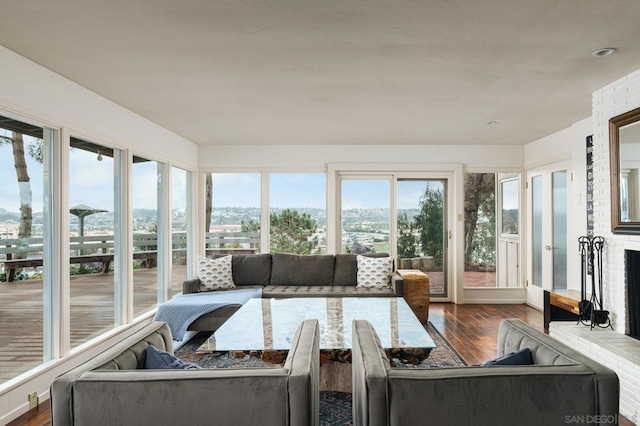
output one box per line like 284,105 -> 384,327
610,105 -> 640,234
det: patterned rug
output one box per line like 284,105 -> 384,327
175,322 -> 466,425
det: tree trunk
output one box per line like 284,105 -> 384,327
11,132 -> 32,260
205,173 -> 213,233
464,173 -> 494,265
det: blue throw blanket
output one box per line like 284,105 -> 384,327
154,288 -> 262,341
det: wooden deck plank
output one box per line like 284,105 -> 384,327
0,265 -> 187,383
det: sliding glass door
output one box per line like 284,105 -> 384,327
396,179 -> 448,297
338,174 -> 450,298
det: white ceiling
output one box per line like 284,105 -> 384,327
1,0 -> 640,146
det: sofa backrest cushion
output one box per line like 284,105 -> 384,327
497,318 -> 577,366
333,253 -> 390,286
271,253 -> 335,286
231,254 -> 272,286
94,323 -> 173,371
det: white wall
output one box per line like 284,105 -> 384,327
0,46 -> 198,423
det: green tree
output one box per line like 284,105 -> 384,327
240,219 -> 260,233
414,185 -> 444,267
205,174 -> 213,232
397,211 -> 418,259
269,209 -> 319,254
464,173 -> 496,268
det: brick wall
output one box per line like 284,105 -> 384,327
592,69 -> 640,331
549,68 -> 640,422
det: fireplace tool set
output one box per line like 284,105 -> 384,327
578,236 -> 612,329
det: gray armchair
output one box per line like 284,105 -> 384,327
352,318 -> 619,426
51,320 -> 320,426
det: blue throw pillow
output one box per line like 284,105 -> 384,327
483,348 -> 533,366
145,345 -> 201,370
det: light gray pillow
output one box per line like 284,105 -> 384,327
356,255 -> 393,288
197,255 -> 235,291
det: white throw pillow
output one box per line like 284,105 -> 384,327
197,255 -> 235,291
356,255 -> 393,288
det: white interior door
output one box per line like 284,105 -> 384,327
527,163 -> 569,309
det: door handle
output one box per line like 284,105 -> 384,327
545,245 -> 552,251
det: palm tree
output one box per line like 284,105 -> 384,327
0,132 -> 33,257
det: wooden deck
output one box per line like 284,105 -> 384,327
0,266 -> 187,384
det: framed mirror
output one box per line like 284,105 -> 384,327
610,106 -> 640,234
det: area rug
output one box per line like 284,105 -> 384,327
175,322 -> 466,425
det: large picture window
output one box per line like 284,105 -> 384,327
132,155 -> 165,317
206,173 -> 261,255
69,137 -> 121,347
269,173 -> 326,254
463,172 -> 521,288
0,115 -> 55,383
171,167 -> 191,296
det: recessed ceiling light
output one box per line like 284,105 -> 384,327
486,121 -> 498,126
592,48 -> 617,57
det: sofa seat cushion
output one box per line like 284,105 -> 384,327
271,253 -> 335,286
262,285 -> 395,298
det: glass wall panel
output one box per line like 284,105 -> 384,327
132,156 -> 163,316
171,167 -> 189,296
69,137 -> 118,347
269,173 -> 326,254
207,173 -> 261,256
340,179 -> 390,254
397,179 -> 447,297
0,116 -> 51,384
462,173 -> 496,288
532,175 -> 543,288
552,171 -> 567,290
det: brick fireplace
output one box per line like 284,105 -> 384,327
549,69 -> 640,422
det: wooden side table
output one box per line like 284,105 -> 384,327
397,269 -> 430,323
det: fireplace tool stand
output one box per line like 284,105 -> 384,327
578,236 -> 612,330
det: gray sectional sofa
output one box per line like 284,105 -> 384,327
352,318 -> 620,426
183,253 -> 404,332
51,320 -> 320,426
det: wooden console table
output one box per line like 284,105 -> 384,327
543,289 -> 583,330
397,269 -> 430,323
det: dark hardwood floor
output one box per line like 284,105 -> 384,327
8,302 -> 634,426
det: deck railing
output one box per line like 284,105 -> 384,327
0,231 -> 259,281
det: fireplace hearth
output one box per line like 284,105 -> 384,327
626,250 -> 640,340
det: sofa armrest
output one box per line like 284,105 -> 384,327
386,365 -> 616,425
285,319 -> 320,426
51,322 -> 172,426
182,278 -> 201,294
68,370 -> 290,425
497,318 -> 619,417
352,320 -> 390,426
391,273 -> 404,296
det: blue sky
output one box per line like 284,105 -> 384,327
2,138 -> 445,214
1,140 -> 187,214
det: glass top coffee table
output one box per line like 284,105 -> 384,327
197,297 -> 435,364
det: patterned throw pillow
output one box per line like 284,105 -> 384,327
356,255 -> 393,288
197,255 -> 235,291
